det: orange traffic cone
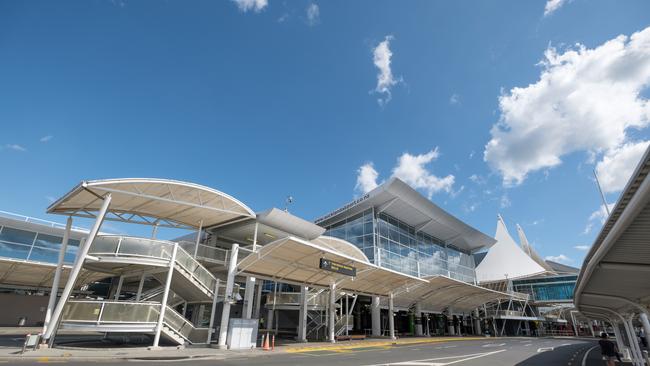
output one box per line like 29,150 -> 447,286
262,332 -> 270,351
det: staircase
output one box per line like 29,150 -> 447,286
58,235 -> 222,346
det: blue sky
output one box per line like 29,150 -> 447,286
1,0 -> 650,266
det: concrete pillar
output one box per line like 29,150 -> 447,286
447,309 -> 455,335
297,286 -> 308,342
266,308 -> 274,331
329,283 -> 336,343
388,293 -> 396,340
243,277 -> 255,319
253,281 -> 263,319
218,244 -> 239,348
414,302 -> 423,336
371,296 -> 381,337
474,309 -> 482,336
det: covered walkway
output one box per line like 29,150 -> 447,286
575,146 -> 650,366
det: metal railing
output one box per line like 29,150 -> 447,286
335,315 -> 354,336
265,292 -> 330,307
61,300 -> 210,344
178,241 -> 229,264
62,300 -> 161,325
0,210 -> 88,232
376,247 -> 477,283
89,236 -> 218,297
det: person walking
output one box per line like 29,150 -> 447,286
598,332 -> 618,366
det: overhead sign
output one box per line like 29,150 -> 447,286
320,258 -> 356,277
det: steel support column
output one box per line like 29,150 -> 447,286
42,216 -> 72,336
207,279 -> 221,344
297,285 -> 308,342
329,282 -> 336,343
152,243 -> 178,348
371,296 -> 381,337
389,293 -> 396,340
243,277 -> 255,319
43,194 -> 112,343
414,302 -> 423,336
218,244 -> 239,348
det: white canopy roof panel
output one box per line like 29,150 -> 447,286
516,224 -> 555,273
387,275 -> 515,313
0,258 -> 106,289
237,236 -> 426,297
475,215 -> 547,283
256,208 -> 325,240
48,179 -> 256,229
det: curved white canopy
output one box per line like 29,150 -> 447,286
475,215 -> 547,283
237,236 -> 425,297
47,178 -> 256,229
388,275 -> 514,313
312,236 -> 370,263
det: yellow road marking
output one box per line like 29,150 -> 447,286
286,337 -> 485,353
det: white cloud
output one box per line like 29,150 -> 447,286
574,245 -> 590,251
499,194 -> 511,209
469,174 -> 486,185
4,144 -> 26,152
372,35 -> 401,106
545,254 -> 573,264
449,93 -> 461,105
391,148 -> 455,198
544,0 -> 569,16
355,163 -> 380,194
595,140 -> 649,193
306,3 -> 319,26
484,27 -> 650,187
584,202 -> 615,234
232,0 -> 267,13
40,135 -> 53,143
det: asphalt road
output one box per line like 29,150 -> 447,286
1,337 -> 617,366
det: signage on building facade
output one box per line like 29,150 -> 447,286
319,258 -> 356,277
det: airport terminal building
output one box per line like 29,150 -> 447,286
0,177 -> 537,349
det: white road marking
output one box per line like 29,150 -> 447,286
482,343 -> 506,347
362,349 -> 507,366
537,347 -> 554,352
524,344 -> 532,347
581,345 -> 599,366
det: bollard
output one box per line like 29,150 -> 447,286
271,334 -> 275,351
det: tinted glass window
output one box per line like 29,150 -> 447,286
0,242 -> 30,260
34,233 -> 63,250
0,227 -> 36,245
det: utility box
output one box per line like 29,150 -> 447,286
226,318 -> 258,349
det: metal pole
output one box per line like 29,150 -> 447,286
151,223 -> 159,240
152,243 -> 177,348
136,273 -> 146,301
218,244 -> 239,348
388,293 -> 396,340
626,315 -> 644,366
42,216 -> 72,336
194,220 -> 203,258
252,222 -> 259,252
329,282 -> 336,343
113,275 -> 124,300
593,169 -> 611,216
43,194 -> 112,342
207,279 -> 221,344
345,293 -> 349,337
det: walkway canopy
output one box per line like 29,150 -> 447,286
237,236 -> 427,297
0,258 -> 104,288
575,146 -> 650,316
389,275 -> 515,313
47,179 -> 256,229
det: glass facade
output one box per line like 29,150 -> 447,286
0,224 -> 80,264
512,275 -> 577,302
323,209 -> 476,283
